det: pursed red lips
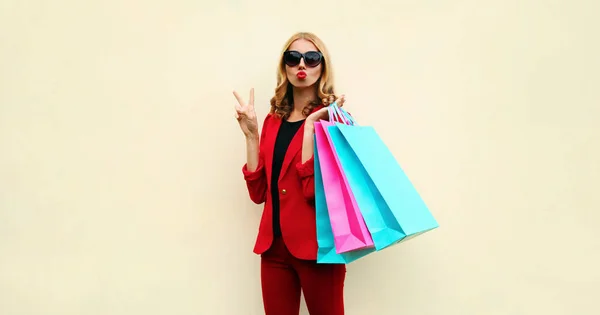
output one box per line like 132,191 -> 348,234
296,71 -> 307,79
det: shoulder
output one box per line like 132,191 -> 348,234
259,112 -> 281,135
262,112 -> 280,126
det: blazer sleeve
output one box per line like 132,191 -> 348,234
241,115 -> 270,204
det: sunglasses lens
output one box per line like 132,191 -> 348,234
284,51 -> 302,66
304,52 -> 322,67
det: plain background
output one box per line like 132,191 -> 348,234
1,0 -> 598,314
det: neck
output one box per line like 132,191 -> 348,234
291,86 -> 317,117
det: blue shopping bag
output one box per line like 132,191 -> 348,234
314,135 -> 375,264
325,104 -> 439,251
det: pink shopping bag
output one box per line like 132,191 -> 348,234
315,118 -> 374,254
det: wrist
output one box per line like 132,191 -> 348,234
304,121 -> 315,134
245,132 -> 259,141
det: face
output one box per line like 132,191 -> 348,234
283,39 -> 323,89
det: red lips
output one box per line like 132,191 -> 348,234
296,71 -> 307,79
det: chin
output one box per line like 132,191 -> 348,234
289,77 -> 318,89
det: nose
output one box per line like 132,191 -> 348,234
298,57 -> 306,69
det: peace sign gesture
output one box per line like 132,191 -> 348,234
233,88 -> 259,138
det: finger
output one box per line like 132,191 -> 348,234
337,94 -> 346,107
233,90 -> 245,107
234,112 -> 240,120
328,95 -> 335,104
249,88 -> 255,109
322,98 -> 328,105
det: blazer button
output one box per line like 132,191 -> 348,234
281,189 -> 287,195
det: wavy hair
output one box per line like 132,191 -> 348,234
269,32 -> 337,120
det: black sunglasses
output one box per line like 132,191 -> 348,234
283,50 -> 323,67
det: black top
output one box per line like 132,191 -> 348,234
271,119 -> 305,237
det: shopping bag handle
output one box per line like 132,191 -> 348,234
328,101 -> 358,126
338,105 -> 358,125
327,102 -> 347,124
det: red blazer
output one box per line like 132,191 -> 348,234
241,105 -> 325,260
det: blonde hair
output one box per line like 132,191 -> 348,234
269,32 -> 337,119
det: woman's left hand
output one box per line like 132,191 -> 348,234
306,94 -> 346,125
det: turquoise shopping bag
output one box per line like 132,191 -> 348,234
325,104 -> 439,251
314,134 -> 375,264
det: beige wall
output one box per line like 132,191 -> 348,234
1,1 -> 598,314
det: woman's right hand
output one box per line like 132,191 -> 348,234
233,88 -> 259,138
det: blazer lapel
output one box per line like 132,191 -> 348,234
263,116 -> 281,186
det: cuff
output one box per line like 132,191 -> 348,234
296,155 -> 315,178
242,158 -> 265,181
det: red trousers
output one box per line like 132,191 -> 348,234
260,237 -> 346,315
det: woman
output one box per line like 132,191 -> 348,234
233,32 -> 347,315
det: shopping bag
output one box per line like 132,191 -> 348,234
325,104 -> 439,250
314,138 -> 376,264
314,119 -> 374,254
